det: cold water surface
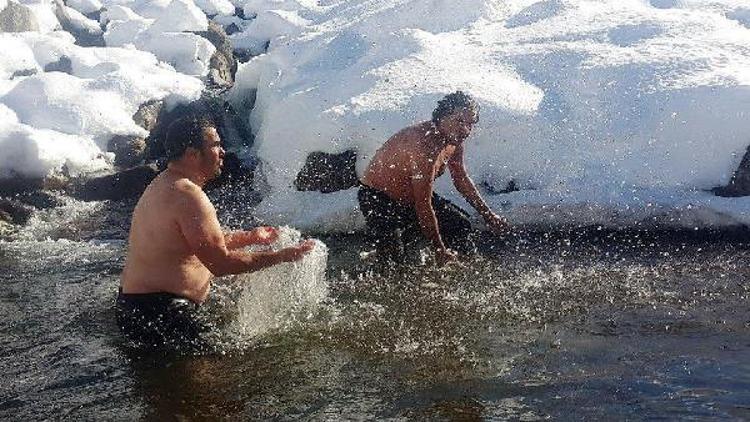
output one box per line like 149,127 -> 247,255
1,199 -> 749,420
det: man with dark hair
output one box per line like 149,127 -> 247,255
117,116 -> 314,350
359,91 -> 508,265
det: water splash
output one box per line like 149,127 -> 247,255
210,227 -> 329,345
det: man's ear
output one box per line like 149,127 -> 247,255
185,146 -> 200,160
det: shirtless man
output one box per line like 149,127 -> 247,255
359,91 -> 508,265
117,116 -> 314,349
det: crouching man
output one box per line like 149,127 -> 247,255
117,116 -> 313,350
359,91 -> 509,265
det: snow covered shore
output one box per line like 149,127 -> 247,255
233,0 -> 750,231
2,0 -> 750,231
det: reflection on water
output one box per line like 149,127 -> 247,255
1,198 -> 749,419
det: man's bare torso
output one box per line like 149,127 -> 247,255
120,171 -> 213,303
362,121 -> 456,204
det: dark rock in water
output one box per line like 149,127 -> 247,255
0,198 -> 34,225
132,100 -> 164,132
44,55 -> 73,74
75,164 -> 159,201
0,1 -> 39,32
14,190 -> 65,209
0,176 -> 44,196
714,146 -> 750,197
146,92 -> 253,160
195,21 -> 237,88
295,150 -> 359,193
107,135 -> 146,168
54,3 -> 105,47
11,68 -> 37,78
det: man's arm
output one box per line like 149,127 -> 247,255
176,184 -> 312,276
224,227 -> 278,249
448,146 -> 509,233
411,159 -> 456,263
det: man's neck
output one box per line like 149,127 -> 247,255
166,162 -> 208,187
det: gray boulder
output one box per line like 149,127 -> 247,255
132,100 -> 164,132
0,1 -> 39,32
107,134 -> 146,168
195,21 -> 237,88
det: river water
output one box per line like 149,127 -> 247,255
1,196 -> 749,420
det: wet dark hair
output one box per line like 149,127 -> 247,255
164,116 -> 215,162
431,91 -> 479,124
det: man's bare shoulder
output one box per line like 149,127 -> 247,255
172,177 -> 212,207
399,121 -> 433,140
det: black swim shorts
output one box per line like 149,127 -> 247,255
115,289 -> 210,351
357,184 -> 473,251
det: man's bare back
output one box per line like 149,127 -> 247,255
121,171 -> 213,303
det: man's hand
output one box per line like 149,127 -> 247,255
278,239 -> 316,262
485,213 -> 510,235
436,247 -> 458,266
247,226 -> 279,245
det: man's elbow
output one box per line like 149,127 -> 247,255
198,250 -> 236,277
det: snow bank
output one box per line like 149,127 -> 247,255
231,0 -> 750,231
100,0 -> 218,76
0,25 -> 203,179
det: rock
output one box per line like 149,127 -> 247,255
0,1 -> 39,32
107,134 -> 146,168
208,51 -> 235,88
43,174 -> 71,191
714,147 -> 750,197
294,150 -> 359,193
0,176 -> 44,196
53,1 -> 105,47
75,164 -> 159,201
43,55 -> 73,74
132,100 -> 164,132
84,10 -> 101,23
225,22 -> 242,35
146,93 -> 253,160
14,190 -> 65,209
235,6 -> 247,20
480,179 -> 520,195
11,68 -> 37,78
0,198 -> 34,225
195,20 -> 237,88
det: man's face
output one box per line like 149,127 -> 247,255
437,107 -> 478,143
197,127 -> 225,179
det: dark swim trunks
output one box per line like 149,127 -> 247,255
357,184 -> 474,257
116,289 -> 210,351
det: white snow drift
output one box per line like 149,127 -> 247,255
230,0 -> 750,230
